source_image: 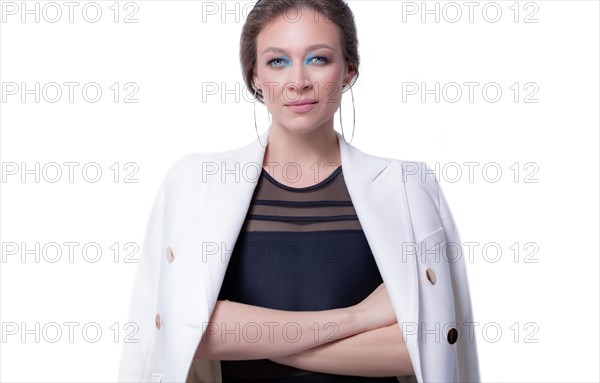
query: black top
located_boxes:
[216,165,398,382]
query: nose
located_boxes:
[284,65,313,101]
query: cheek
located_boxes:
[314,70,344,102]
[316,82,342,106]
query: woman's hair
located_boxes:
[240,0,360,104]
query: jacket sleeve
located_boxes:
[118,177,167,382]
[428,164,481,382]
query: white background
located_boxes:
[1,0,598,382]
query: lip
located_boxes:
[285,98,318,113]
[286,102,317,113]
[286,99,318,106]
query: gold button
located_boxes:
[447,327,458,344]
[155,313,162,329]
[166,246,174,263]
[425,268,437,285]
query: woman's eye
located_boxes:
[267,58,287,67]
[309,56,329,64]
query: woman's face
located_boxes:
[253,8,355,135]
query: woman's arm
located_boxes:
[195,299,365,361]
[196,283,397,361]
[269,322,415,377]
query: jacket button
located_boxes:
[166,246,174,263]
[155,313,162,329]
[447,327,458,344]
[425,268,437,285]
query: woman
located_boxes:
[118,1,480,382]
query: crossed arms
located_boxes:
[195,283,415,377]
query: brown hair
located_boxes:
[240,0,360,104]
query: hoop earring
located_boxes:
[339,84,356,145]
[253,86,270,148]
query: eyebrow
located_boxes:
[261,44,334,56]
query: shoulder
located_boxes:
[164,152,217,181]
[349,145,442,211]
[164,140,246,176]
[386,155,441,212]
[166,138,258,178]
[160,141,255,193]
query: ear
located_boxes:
[343,64,357,88]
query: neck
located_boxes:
[262,124,341,171]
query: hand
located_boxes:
[352,283,397,332]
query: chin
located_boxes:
[281,123,320,135]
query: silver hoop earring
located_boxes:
[339,84,356,145]
[253,86,270,148]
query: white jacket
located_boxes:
[118,129,480,383]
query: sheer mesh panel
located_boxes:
[243,166,364,232]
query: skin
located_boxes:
[253,6,353,187]
[269,323,415,377]
[196,283,399,360]
[195,7,415,378]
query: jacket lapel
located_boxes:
[197,128,422,381]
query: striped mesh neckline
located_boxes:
[260,165,343,191]
[242,164,360,232]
